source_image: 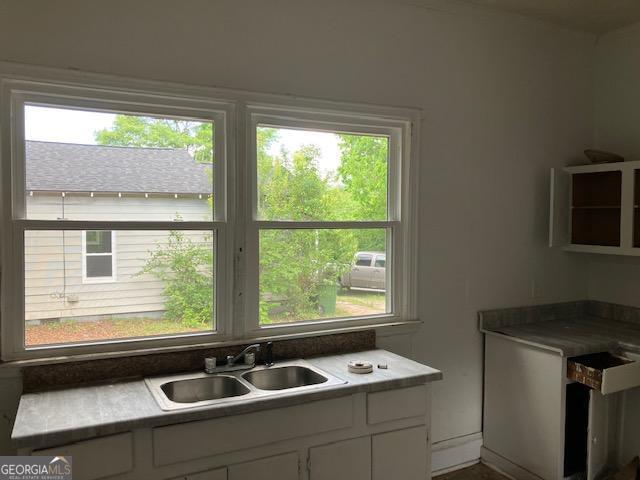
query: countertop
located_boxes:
[481,314,640,357]
[12,349,442,450]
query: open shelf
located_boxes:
[572,208,621,246]
[571,171,622,247]
[572,171,622,208]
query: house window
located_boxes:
[1,69,416,360]
[246,106,413,332]
[1,77,231,359]
[83,231,116,282]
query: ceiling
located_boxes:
[457,0,640,34]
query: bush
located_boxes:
[139,230,213,328]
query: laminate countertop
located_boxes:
[12,349,442,450]
[480,314,640,357]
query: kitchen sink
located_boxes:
[161,375,250,403]
[145,359,346,411]
[242,366,328,390]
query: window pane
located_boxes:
[24,105,214,221]
[256,126,388,221]
[24,229,215,347]
[86,230,112,254]
[259,228,388,325]
[356,254,372,267]
[86,256,112,278]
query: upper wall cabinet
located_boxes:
[550,161,640,255]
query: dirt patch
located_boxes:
[25,318,209,346]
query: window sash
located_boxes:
[242,107,409,335]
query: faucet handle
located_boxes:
[204,357,217,374]
[264,341,274,367]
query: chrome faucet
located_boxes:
[227,344,261,367]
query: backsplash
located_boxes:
[21,330,375,392]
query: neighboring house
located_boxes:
[24,141,212,323]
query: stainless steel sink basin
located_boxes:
[145,359,346,411]
[161,375,250,403]
[242,366,328,390]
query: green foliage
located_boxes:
[95,115,214,163]
[138,230,214,328]
[337,134,388,251]
[99,117,388,325]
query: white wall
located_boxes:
[589,21,640,464]
[590,22,640,308]
[0,0,594,455]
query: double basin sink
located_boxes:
[145,359,346,411]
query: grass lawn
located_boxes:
[266,289,386,324]
[25,317,211,346]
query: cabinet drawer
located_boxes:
[33,433,133,480]
[154,396,352,466]
[568,352,640,395]
[367,385,427,424]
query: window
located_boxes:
[1,68,417,360]
[83,230,116,282]
[356,254,373,267]
[246,106,413,332]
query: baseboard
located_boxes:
[480,446,545,480]
[432,432,483,475]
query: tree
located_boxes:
[257,145,357,322]
[95,115,213,163]
[337,134,388,251]
[138,230,214,328]
[96,117,387,325]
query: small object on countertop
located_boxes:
[348,360,374,374]
[584,149,624,164]
[377,364,388,369]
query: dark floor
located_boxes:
[435,463,510,480]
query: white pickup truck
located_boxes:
[340,251,386,291]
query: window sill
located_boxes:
[0,319,422,368]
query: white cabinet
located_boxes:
[228,452,298,480]
[309,437,371,480]
[372,426,428,480]
[549,161,640,255]
[33,433,133,480]
[483,334,565,480]
[24,385,434,480]
[171,467,227,480]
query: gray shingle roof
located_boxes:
[26,141,212,195]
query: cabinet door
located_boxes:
[372,426,427,480]
[172,467,227,480]
[587,390,620,480]
[228,452,298,480]
[309,437,371,480]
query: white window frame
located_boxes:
[81,230,117,284]
[0,62,419,361]
[1,71,235,360]
[242,104,417,337]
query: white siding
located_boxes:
[25,195,211,321]
[27,193,211,222]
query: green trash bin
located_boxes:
[317,283,338,316]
